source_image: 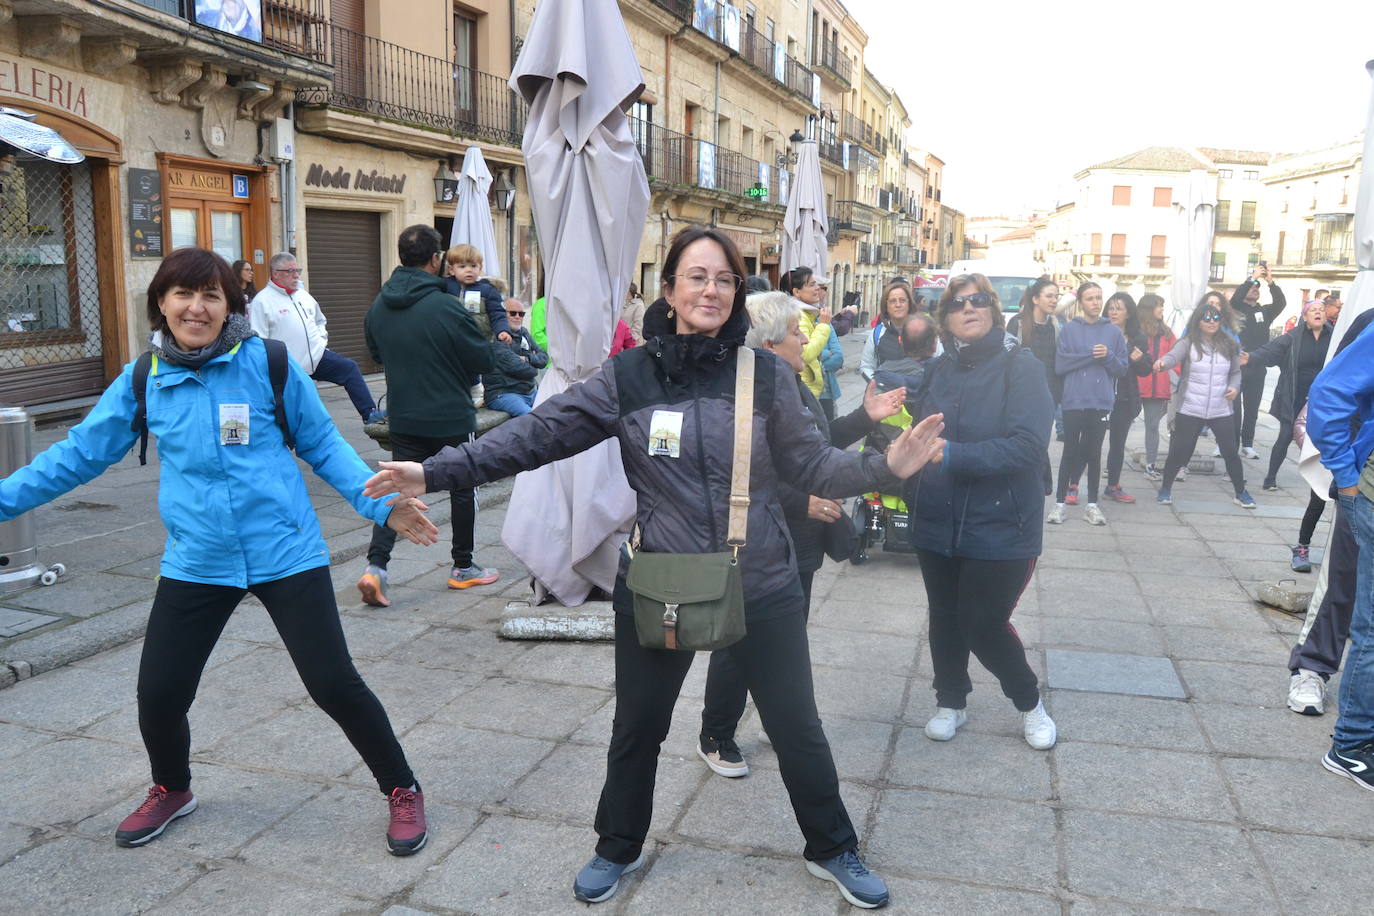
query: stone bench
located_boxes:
[363,407,512,452]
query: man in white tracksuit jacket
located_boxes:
[249,252,379,422]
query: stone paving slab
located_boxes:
[1,343,1369,913]
[1045,649,1187,699]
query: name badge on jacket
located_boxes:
[647,410,683,458]
[219,403,250,445]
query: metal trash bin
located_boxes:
[0,406,64,593]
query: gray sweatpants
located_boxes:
[1289,501,1358,678]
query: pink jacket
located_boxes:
[609,320,637,357]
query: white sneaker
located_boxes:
[1211,446,1223,458]
[1083,503,1106,526]
[1242,446,1261,460]
[924,707,968,741]
[1046,504,1066,525]
[1176,466,1189,482]
[1287,669,1325,716]
[1023,700,1057,750]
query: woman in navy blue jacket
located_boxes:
[907,274,1058,750]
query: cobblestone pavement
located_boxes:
[2,336,1370,914]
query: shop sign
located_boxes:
[127,168,164,260]
[0,55,89,118]
[303,162,407,194]
[167,167,233,194]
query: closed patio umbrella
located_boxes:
[781,139,828,280]
[500,0,651,606]
[1168,168,1216,333]
[1299,60,1374,498]
[448,145,501,274]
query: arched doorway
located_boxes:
[0,102,126,405]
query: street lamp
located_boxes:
[773,129,806,169]
[493,169,516,212]
[433,160,459,204]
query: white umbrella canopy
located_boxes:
[500,0,651,606]
[1299,59,1374,497]
[781,139,829,280]
[448,146,502,273]
[1168,169,1217,333]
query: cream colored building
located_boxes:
[1258,138,1362,303]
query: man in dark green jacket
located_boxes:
[358,224,497,607]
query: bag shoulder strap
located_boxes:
[131,351,155,466]
[727,347,755,551]
[261,337,294,450]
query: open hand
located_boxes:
[863,380,906,422]
[884,413,945,479]
[385,497,439,546]
[364,460,428,500]
[807,496,844,523]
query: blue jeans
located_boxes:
[1335,491,1374,750]
[486,391,535,417]
[311,349,376,421]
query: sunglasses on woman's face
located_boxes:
[944,292,993,311]
[1200,312,1222,322]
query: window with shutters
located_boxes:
[1149,235,1167,268]
[1215,200,1230,230]
[1110,233,1126,266]
[1153,187,1171,207]
[1238,201,1257,233]
[1111,185,1131,206]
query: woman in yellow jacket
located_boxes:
[782,266,833,396]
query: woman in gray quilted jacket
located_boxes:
[364,226,945,910]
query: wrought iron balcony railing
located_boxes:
[628,116,776,203]
[132,0,329,62]
[832,201,873,234]
[296,25,526,146]
[815,40,852,85]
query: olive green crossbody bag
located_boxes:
[625,347,754,651]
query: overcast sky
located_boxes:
[841,0,1373,217]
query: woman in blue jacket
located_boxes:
[1049,281,1128,526]
[0,249,437,855]
[907,274,1058,751]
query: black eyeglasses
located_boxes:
[506,310,526,317]
[943,293,993,311]
[1200,312,1222,322]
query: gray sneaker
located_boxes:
[573,851,646,903]
[448,565,499,589]
[806,849,890,908]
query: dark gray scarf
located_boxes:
[151,313,255,369]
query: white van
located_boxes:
[947,259,1048,314]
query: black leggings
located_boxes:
[137,568,414,794]
[1106,398,1141,487]
[1056,408,1109,502]
[1265,421,1295,485]
[1299,490,1327,546]
[369,430,477,570]
[916,551,1040,711]
[701,569,816,741]
[1161,412,1246,496]
[596,584,856,864]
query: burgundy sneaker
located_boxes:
[115,785,197,847]
[386,787,428,856]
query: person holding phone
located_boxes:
[1230,264,1287,458]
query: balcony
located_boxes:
[296,25,526,146]
[1270,247,1356,268]
[895,244,919,266]
[833,201,874,234]
[628,116,779,206]
[815,40,852,86]
[1073,254,1172,271]
[826,226,840,247]
[783,55,816,100]
[818,136,845,168]
[842,112,885,156]
[857,242,875,265]
[130,0,329,62]
[878,242,897,263]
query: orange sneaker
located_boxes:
[447,565,499,589]
[357,565,390,607]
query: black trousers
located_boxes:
[916,550,1040,711]
[1299,490,1327,546]
[595,594,856,864]
[700,569,816,741]
[1290,502,1357,677]
[1265,421,1295,486]
[368,430,476,570]
[1236,364,1267,448]
[137,568,414,794]
[1056,408,1109,502]
[1105,398,1141,487]
[1161,412,1245,496]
